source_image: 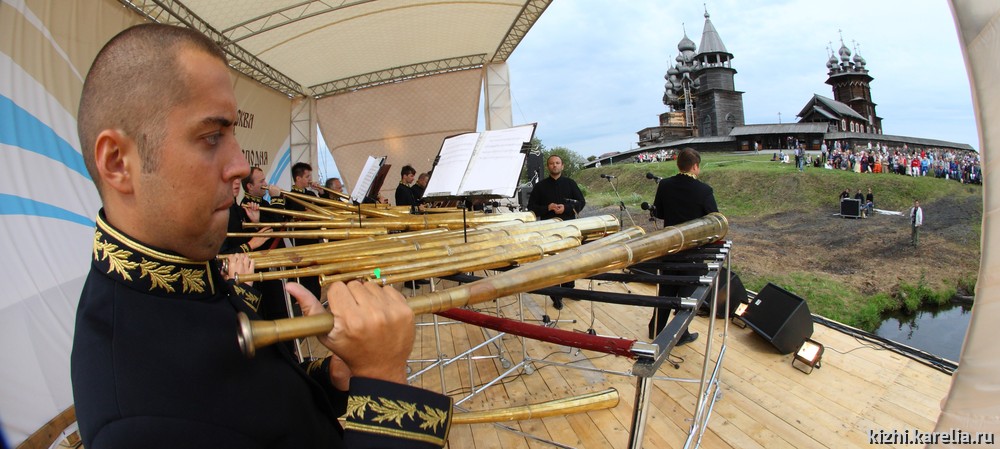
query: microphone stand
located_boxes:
[602,176,637,227]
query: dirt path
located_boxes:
[582,195,981,296]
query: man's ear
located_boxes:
[93,129,137,195]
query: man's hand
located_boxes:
[266,185,281,198]
[224,253,255,286]
[247,227,273,250]
[549,203,565,215]
[286,281,414,385]
[242,202,260,223]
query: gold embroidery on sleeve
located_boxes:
[417,405,448,432]
[370,399,418,426]
[346,395,374,419]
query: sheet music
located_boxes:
[422,124,536,198]
[458,124,534,196]
[351,156,384,203]
[423,133,480,197]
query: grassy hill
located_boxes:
[574,153,982,331]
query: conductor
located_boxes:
[648,148,719,345]
[527,154,585,220]
[527,154,585,309]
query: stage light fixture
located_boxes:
[731,302,748,328]
[792,339,824,374]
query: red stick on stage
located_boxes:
[437,308,637,358]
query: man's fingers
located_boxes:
[286,282,324,316]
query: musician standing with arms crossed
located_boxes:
[528,154,585,309]
[648,148,718,346]
[71,23,451,448]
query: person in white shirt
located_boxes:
[910,200,924,247]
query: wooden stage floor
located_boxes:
[376,279,954,449]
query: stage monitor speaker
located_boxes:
[840,198,861,218]
[742,283,813,354]
[702,268,748,318]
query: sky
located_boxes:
[502,0,978,158]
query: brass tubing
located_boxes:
[258,206,332,221]
[320,236,581,285]
[247,222,592,269]
[227,228,389,240]
[239,211,536,232]
[240,231,575,284]
[236,213,726,357]
[282,190,399,218]
[314,185,350,200]
[243,228,450,260]
[452,388,619,424]
[285,195,339,217]
[407,214,726,315]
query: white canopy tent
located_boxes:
[1,0,998,446]
[0,0,547,443]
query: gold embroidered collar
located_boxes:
[92,211,216,299]
[291,186,307,193]
[243,193,263,203]
[679,171,698,180]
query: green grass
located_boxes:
[577,152,981,332]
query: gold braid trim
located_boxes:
[345,395,449,435]
[341,422,446,447]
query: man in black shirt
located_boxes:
[283,162,323,299]
[395,165,419,210]
[528,155,585,220]
[528,155,585,309]
[649,148,719,346]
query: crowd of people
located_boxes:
[634,149,675,163]
[817,141,981,184]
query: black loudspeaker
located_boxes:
[840,198,861,218]
[742,283,813,354]
[701,269,748,318]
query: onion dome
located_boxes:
[853,51,866,67]
[838,42,852,62]
[827,52,838,70]
[678,33,697,53]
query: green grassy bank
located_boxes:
[575,153,982,331]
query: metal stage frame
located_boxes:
[403,241,733,448]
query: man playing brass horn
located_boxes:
[71,23,451,448]
[648,148,718,346]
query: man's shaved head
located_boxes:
[78,23,227,192]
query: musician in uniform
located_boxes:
[322,177,342,199]
[237,166,294,321]
[648,148,718,346]
[412,172,429,201]
[395,164,419,209]
[71,23,451,448]
[282,162,324,299]
[527,154,586,309]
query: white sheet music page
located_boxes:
[458,124,535,197]
[350,156,384,203]
[423,132,480,197]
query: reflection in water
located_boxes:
[875,302,973,362]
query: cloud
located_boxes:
[506,0,977,157]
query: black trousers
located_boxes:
[648,283,697,339]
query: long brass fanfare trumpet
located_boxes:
[451,388,619,424]
[236,213,728,357]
